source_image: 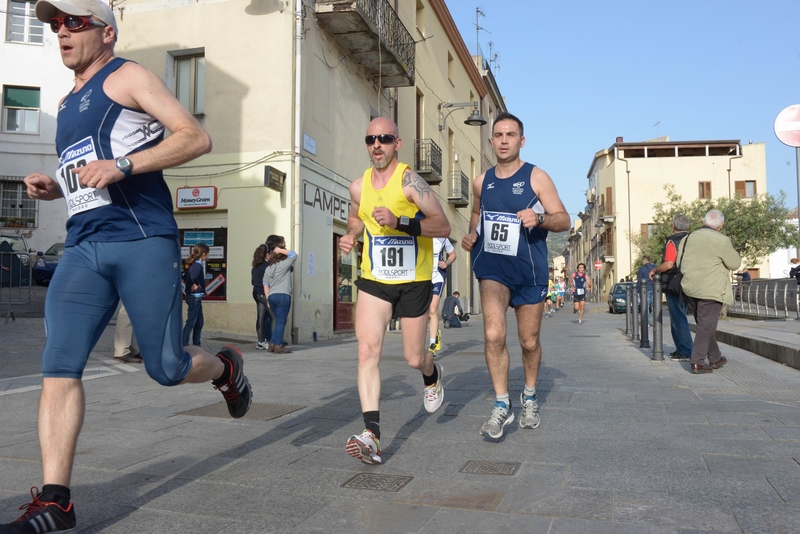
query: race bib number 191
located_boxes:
[56,136,112,218]
[482,211,521,256]
[371,235,416,281]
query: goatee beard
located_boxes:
[372,156,389,170]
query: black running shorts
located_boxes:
[355,279,432,318]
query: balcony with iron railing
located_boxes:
[315,0,415,87]
[414,139,442,185]
[447,170,469,207]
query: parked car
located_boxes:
[607,282,634,313]
[33,243,66,285]
[0,233,31,287]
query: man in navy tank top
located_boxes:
[4,1,252,531]
[462,112,570,440]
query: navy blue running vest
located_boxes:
[471,162,548,286]
[55,57,178,247]
[573,272,588,291]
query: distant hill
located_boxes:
[547,230,569,264]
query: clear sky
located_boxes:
[449,0,800,220]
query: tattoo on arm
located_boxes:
[402,171,432,201]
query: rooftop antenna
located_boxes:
[475,7,490,57]
[654,121,660,137]
[488,41,499,71]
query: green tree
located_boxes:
[631,185,799,273]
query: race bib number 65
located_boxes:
[371,235,416,281]
[482,211,521,256]
[56,136,112,218]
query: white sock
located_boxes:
[523,387,536,400]
[496,393,510,408]
[430,338,436,345]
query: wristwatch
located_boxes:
[115,156,133,178]
[537,213,545,226]
[397,215,410,231]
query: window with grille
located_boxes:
[6,0,43,44]
[0,176,37,228]
[2,85,40,133]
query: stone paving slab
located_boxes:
[2,302,800,532]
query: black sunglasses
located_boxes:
[50,16,107,33]
[364,134,397,145]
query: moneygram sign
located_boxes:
[176,186,218,210]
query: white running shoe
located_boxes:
[423,363,444,413]
[345,429,381,465]
[519,392,541,429]
[480,401,515,439]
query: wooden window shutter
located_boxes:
[734,181,745,198]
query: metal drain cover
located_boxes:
[178,402,305,421]
[341,473,413,492]
[458,460,520,476]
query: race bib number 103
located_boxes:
[56,136,112,218]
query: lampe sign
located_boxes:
[176,186,217,210]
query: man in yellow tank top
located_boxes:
[339,117,451,464]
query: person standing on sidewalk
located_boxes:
[426,237,456,354]
[637,255,656,317]
[679,209,741,374]
[462,112,570,440]
[339,117,450,464]
[263,235,296,354]
[650,214,693,362]
[113,302,141,363]
[251,244,274,350]
[182,243,209,347]
[9,1,252,531]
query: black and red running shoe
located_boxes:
[214,345,252,418]
[0,487,76,533]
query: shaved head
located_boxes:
[367,117,399,137]
[365,117,401,171]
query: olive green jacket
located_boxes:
[677,226,741,305]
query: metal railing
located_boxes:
[729,279,799,319]
[447,170,469,203]
[0,251,32,322]
[414,139,442,179]
[354,0,415,75]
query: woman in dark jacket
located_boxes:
[182,243,209,346]
[251,244,274,349]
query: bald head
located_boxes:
[367,117,399,137]
[365,117,401,171]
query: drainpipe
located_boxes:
[614,145,632,277]
[727,145,743,198]
[292,0,304,340]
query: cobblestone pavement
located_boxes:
[1,297,799,533]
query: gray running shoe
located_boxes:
[519,392,540,429]
[480,401,515,439]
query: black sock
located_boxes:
[363,411,380,439]
[423,364,438,386]
[40,484,71,507]
[212,356,232,386]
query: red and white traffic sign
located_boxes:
[594,260,602,270]
[775,105,800,147]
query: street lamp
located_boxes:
[438,101,487,131]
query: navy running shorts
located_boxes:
[480,277,548,307]
[43,237,192,385]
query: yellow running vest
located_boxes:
[359,163,433,284]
